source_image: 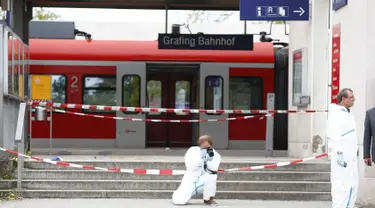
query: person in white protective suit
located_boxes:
[172,135,221,206]
[326,88,358,208]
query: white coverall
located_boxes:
[172,146,221,205]
[327,104,358,208]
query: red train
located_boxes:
[27,24,289,150]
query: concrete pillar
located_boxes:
[362,6,375,203]
[290,0,375,205]
[333,0,375,205]
[328,0,373,205]
[288,0,330,158]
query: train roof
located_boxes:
[26,39,275,63]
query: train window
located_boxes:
[175,81,190,109]
[83,76,116,113]
[205,76,223,111]
[122,75,141,114]
[147,80,162,108]
[146,80,162,115]
[229,77,263,110]
[51,75,67,104]
[85,76,116,88]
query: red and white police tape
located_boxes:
[27,100,328,115]
[33,106,273,123]
[0,147,330,175]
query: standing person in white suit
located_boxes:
[172,135,221,206]
[326,88,359,208]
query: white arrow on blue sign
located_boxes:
[293,7,305,16]
[240,0,310,21]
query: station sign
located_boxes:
[158,34,254,51]
[240,0,310,21]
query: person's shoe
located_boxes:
[204,197,218,206]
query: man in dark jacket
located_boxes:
[363,107,375,166]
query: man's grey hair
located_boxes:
[337,88,353,103]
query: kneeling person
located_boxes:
[172,135,221,205]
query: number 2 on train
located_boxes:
[71,76,78,88]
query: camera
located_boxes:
[206,147,214,157]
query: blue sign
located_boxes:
[240,0,309,21]
[333,0,347,10]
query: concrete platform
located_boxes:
[29,148,291,157]
[24,147,330,166]
[24,159,330,172]
[27,154,330,163]
[0,199,333,208]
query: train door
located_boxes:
[146,64,198,148]
[228,67,273,149]
[116,62,146,148]
[199,63,229,149]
